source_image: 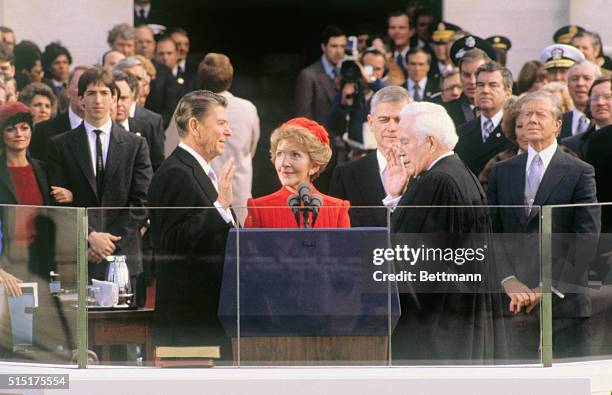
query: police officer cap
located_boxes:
[450,35,497,66]
[432,22,462,43]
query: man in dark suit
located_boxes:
[133,0,171,26]
[115,58,166,153]
[329,86,410,227]
[455,62,514,176]
[46,67,153,297]
[295,25,346,125]
[488,91,600,359]
[444,38,495,127]
[114,70,164,171]
[30,65,88,160]
[385,101,500,362]
[169,28,199,95]
[405,48,439,102]
[559,60,600,138]
[148,90,235,357]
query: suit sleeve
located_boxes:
[295,69,314,118]
[147,125,166,171]
[45,137,69,189]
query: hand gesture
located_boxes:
[217,158,235,210]
[88,231,121,263]
[384,145,412,198]
[502,277,539,314]
[340,83,356,106]
[50,186,73,204]
[0,269,23,297]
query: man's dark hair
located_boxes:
[0,26,14,35]
[113,69,140,99]
[387,10,410,26]
[475,61,514,91]
[156,36,178,51]
[406,47,431,65]
[320,25,345,46]
[169,27,189,38]
[14,41,41,71]
[78,66,116,97]
[0,43,14,65]
[41,42,72,74]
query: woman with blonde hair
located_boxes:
[245,117,350,228]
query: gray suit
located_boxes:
[295,59,337,125]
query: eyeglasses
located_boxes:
[591,94,612,102]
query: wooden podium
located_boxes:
[219,229,399,366]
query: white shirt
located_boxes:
[570,107,589,136]
[120,119,130,132]
[437,61,453,74]
[134,3,151,18]
[407,77,427,100]
[173,59,187,77]
[526,139,557,176]
[393,47,410,68]
[68,107,83,129]
[84,118,112,175]
[129,102,136,118]
[480,110,504,140]
[178,142,235,226]
[382,151,455,209]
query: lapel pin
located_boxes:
[496,132,501,137]
[177,77,185,85]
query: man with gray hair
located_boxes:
[107,23,137,56]
[147,90,235,358]
[487,90,599,359]
[329,85,411,227]
[559,60,601,138]
[385,101,498,362]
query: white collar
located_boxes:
[84,118,112,135]
[481,110,504,131]
[179,142,213,175]
[408,77,427,90]
[135,3,151,13]
[376,149,388,173]
[120,118,130,131]
[129,102,136,118]
[527,139,557,172]
[572,107,585,119]
[68,107,83,129]
[427,151,454,171]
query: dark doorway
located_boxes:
[156,0,442,196]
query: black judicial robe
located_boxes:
[390,154,506,363]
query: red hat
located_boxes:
[0,102,32,130]
[282,117,330,146]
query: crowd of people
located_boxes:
[0,0,611,363]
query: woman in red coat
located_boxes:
[245,117,350,228]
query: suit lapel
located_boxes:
[356,152,385,202]
[175,147,218,204]
[102,124,125,194]
[533,148,567,206]
[460,95,475,123]
[69,125,97,196]
[510,154,528,226]
[316,61,336,103]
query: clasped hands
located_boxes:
[502,277,542,314]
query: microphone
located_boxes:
[287,193,301,227]
[297,181,312,206]
[310,194,323,228]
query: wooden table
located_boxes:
[88,307,154,364]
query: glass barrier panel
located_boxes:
[389,205,542,366]
[85,207,235,367]
[548,203,610,363]
[0,204,80,366]
[235,206,394,366]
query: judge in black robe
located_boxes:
[385,102,505,364]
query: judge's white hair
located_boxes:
[399,102,458,150]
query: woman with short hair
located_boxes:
[18,82,57,124]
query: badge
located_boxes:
[552,48,563,60]
[496,132,501,138]
[466,36,476,48]
[177,77,185,85]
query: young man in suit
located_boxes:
[455,61,514,176]
[405,48,438,102]
[487,91,600,359]
[47,66,153,298]
[30,65,88,160]
[295,25,346,125]
[329,86,411,227]
[147,90,235,358]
